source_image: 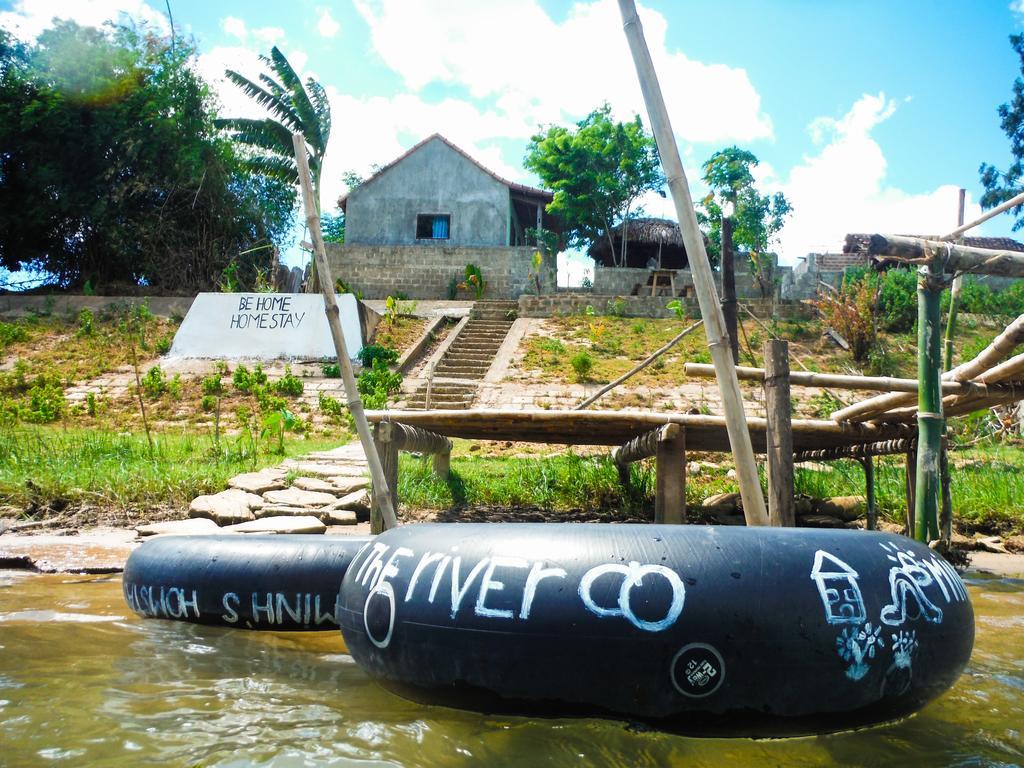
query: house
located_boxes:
[327,134,558,300]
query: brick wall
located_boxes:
[326,243,552,300]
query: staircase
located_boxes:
[405,300,517,410]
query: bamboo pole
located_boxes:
[867,235,1024,278]
[914,252,944,543]
[832,312,1024,422]
[292,133,398,530]
[576,319,703,409]
[942,189,966,371]
[722,215,739,363]
[941,188,1024,242]
[764,340,794,526]
[618,0,768,526]
[861,456,877,531]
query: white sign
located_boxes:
[169,293,363,360]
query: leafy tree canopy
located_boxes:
[0,22,293,291]
[979,33,1024,228]
[697,146,792,293]
[524,104,663,265]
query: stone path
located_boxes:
[144,441,372,538]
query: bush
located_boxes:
[877,268,917,333]
[570,351,593,383]
[200,394,217,412]
[816,275,877,362]
[321,362,341,378]
[77,308,94,337]
[357,359,402,410]
[25,380,65,423]
[141,366,166,399]
[252,384,287,414]
[0,321,28,351]
[155,336,172,354]
[357,344,399,368]
[201,374,223,397]
[318,392,345,420]
[232,363,267,393]
[273,365,304,397]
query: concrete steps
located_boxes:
[405,301,517,409]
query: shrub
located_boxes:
[318,393,345,420]
[25,381,65,423]
[357,344,399,368]
[606,297,627,317]
[273,365,304,397]
[252,384,287,414]
[201,374,223,397]
[458,263,486,300]
[570,351,593,383]
[321,362,341,378]
[86,392,97,417]
[877,268,917,333]
[232,363,267,393]
[142,366,166,399]
[0,321,28,351]
[167,374,183,400]
[357,359,402,410]
[816,275,877,362]
[77,308,94,337]
[200,395,217,412]
[155,336,172,354]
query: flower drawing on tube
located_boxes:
[836,622,885,681]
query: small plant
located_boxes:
[606,297,627,317]
[570,351,593,383]
[219,261,241,292]
[321,362,341,378]
[357,359,402,410]
[25,380,64,423]
[357,344,399,368]
[808,391,844,419]
[201,374,223,397]
[253,384,287,414]
[815,274,878,362]
[273,365,304,397]
[155,336,172,355]
[167,374,183,400]
[200,394,217,412]
[232,363,267,394]
[458,263,486,300]
[142,366,167,399]
[632,320,647,335]
[666,299,687,321]
[0,321,28,351]
[86,392,97,417]
[318,392,345,421]
[447,275,460,300]
[261,407,297,455]
[77,308,94,337]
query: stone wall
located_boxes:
[0,294,194,318]
[518,294,812,319]
[326,243,554,300]
[592,263,786,299]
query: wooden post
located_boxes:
[722,215,739,364]
[372,422,400,535]
[861,456,877,531]
[764,339,794,526]
[293,133,398,530]
[618,0,768,527]
[655,427,686,524]
[433,449,451,481]
[904,448,917,539]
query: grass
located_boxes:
[0,425,346,513]
[396,442,1024,534]
[373,315,428,355]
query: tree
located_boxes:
[524,104,663,266]
[698,147,792,297]
[979,34,1024,226]
[218,47,331,208]
[0,22,292,290]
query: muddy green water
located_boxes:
[0,572,1020,767]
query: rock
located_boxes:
[326,489,371,522]
[814,496,866,522]
[726,469,737,479]
[283,461,365,478]
[331,476,370,495]
[136,518,221,537]
[799,514,846,529]
[686,462,701,476]
[794,495,815,516]
[292,476,340,494]
[320,509,357,525]
[262,487,339,508]
[224,516,326,534]
[703,492,742,514]
[188,494,254,525]
[255,505,319,518]
[974,535,1008,554]
[220,488,266,509]
[228,470,286,494]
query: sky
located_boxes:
[3,0,1024,284]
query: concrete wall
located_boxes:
[519,294,812,319]
[326,243,554,300]
[345,137,509,247]
[592,263,785,299]
[0,294,195,318]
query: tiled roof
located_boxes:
[337,133,552,210]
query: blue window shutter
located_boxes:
[433,216,449,239]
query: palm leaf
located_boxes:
[215,117,295,157]
[306,78,332,153]
[258,72,287,100]
[240,153,298,184]
[223,70,302,133]
[268,46,323,154]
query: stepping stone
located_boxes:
[188,495,254,526]
[224,516,326,535]
[331,477,370,495]
[136,518,221,537]
[320,509,357,526]
[228,470,287,494]
[284,461,365,478]
[217,488,266,510]
[326,489,371,514]
[292,476,339,494]
[255,505,319,518]
[262,487,339,508]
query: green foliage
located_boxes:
[0,24,293,290]
[606,297,627,317]
[201,374,223,397]
[525,104,663,262]
[218,261,241,292]
[273,364,304,397]
[697,147,792,295]
[570,350,594,382]
[321,362,341,378]
[217,45,330,206]
[77,308,94,337]
[877,268,918,332]
[167,373,183,400]
[252,384,286,414]
[318,392,344,421]
[232,363,267,394]
[24,379,64,423]
[446,275,460,300]
[0,320,28,351]
[141,366,167,399]
[458,264,485,300]
[979,33,1024,229]
[200,394,217,412]
[816,273,878,362]
[666,299,687,321]
[808,391,844,419]
[85,392,97,417]
[356,359,402,410]
[357,344,399,368]
[321,212,345,243]
[261,407,297,455]
[155,336,172,355]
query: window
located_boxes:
[416,214,450,240]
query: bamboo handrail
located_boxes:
[867,235,1024,278]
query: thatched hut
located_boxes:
[587,217,696,269]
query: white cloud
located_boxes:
[353,0,772,144]
[317,8,340,38]
[221,15,246,41]
[0,0,168,39]
[252,26,285,47]
[771,93,982,263]
[1012,0,1024,20]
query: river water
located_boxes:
[0,571,1020,767]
